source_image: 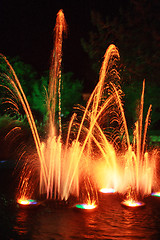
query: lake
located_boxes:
[1,160,160,240]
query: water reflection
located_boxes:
[13,209,35,239]
[4,195,160,239]
[14,210,28,235]
[31,208,99,240]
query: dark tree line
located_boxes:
[81,0,160,131]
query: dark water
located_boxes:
[1,161,160,240]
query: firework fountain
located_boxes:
[0,9,99,207]
[0,9,159,209]
[93,77,158,207]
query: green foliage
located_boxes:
[9,56,38,96]
[28,74,48,122]
[61,72,83,118]
[27,71,83,121]
[123,81,160,131]
[0,56,83,126]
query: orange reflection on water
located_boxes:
[13,209,28,236]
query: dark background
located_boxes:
[0,0,129,90]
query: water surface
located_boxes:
[1,162,160,240]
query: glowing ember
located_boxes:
[121,199,145,208]
[151,192,160,197]
[17,198,38,206]
[99,188,115,193]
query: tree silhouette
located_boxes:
[82,0,160,83]
[81,0,160,131]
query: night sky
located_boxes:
[0,0,129,91]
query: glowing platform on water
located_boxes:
[99,188,115,193]
[17,198,40,208]
[151,192,160,197]
[73,202,97,211]
[121,199,145,209]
